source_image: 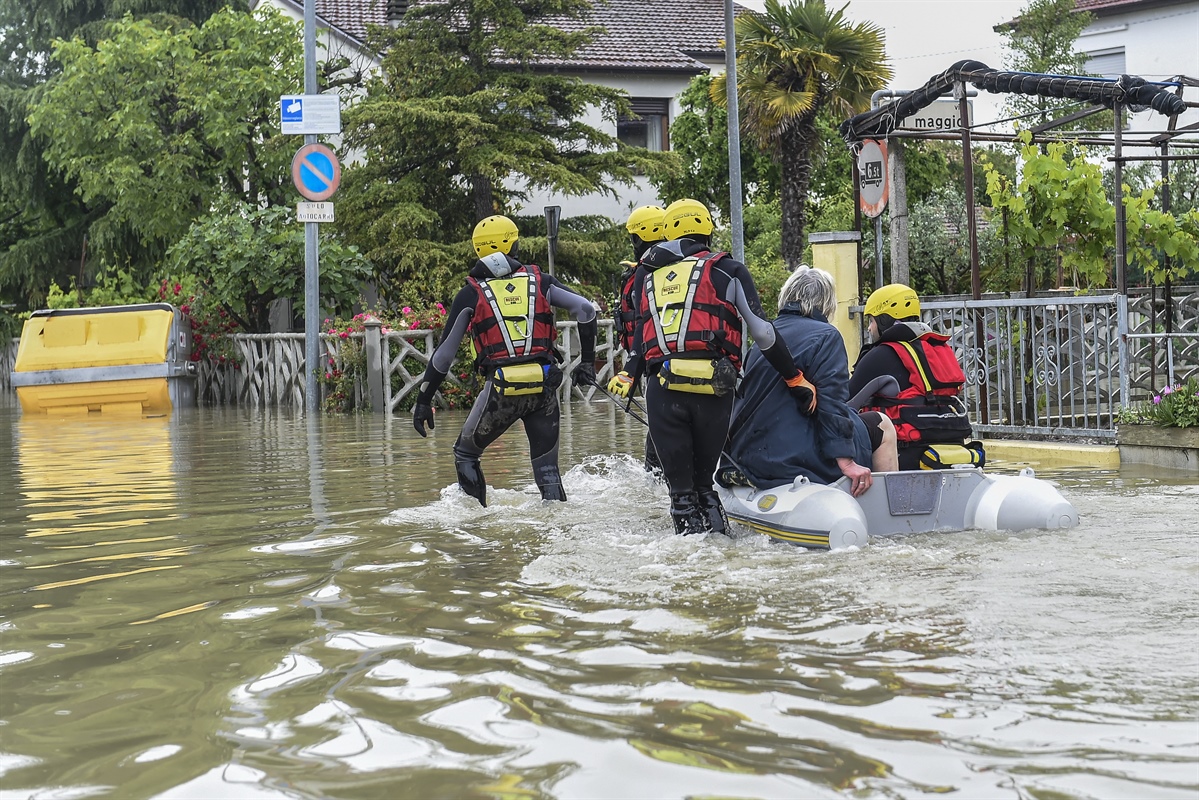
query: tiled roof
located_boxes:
[289,0,744,72]
[1074,0,1193,13]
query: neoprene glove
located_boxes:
[413,402,435,437]
[786,372,818,416]
[607,371,635,399]
[572,362,596,387]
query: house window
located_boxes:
[1085,47,1126,78]
[618,98,669,152]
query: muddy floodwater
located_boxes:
[1,400,1196,799]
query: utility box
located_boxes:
[809,231,863,365]
[10,303,196,416]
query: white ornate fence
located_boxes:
[4,288,1197,440]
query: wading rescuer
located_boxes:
[607,198,819,536]
[412,215,598,506]
[848,283,982,471]
[613,205,666,473]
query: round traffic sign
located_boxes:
[857,139,888,218]
[292,144,341,201]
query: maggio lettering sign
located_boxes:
[900,100,973,131]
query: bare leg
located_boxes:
[872,414,899,472]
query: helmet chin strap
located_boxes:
[480,252,512,278]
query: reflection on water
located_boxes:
[0,401,1196,799]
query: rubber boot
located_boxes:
[455,459,487,507]
[697,490,729,535]
[532,455,567,502]
[669,492,707,536]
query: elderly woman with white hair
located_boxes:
[721,266,897,497]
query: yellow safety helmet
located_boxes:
[472,215,519,257]
[662,198,714,240]
[864,283,921,319]
[626,205,666,243]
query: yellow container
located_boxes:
[10,303,195,416]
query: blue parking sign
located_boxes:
[292,144,341,201]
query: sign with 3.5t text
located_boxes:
[857,139,888,218]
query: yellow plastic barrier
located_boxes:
[10,303,195,416]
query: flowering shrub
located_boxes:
[317,307,481,413]
[1116,376,1199,428]
[157,277,240,368]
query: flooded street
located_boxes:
[1,399,1197,799]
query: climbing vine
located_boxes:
[984,132,1197,289]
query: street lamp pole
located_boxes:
[724,0,744,263]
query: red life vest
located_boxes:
[638,251,744,368]
[613,260,638,353]
[467,263,557,371]
[865,333,971,444]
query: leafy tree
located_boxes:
[167,198,373,333]
[996,0,1096,130]
[907,186,1002,295]
[27,8,303,275]
[984,133,1198,290]
[336,0,677,309]
[651,73,779,221]
[0,0,242,312]
[715,0,890,266]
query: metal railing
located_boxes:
[919,294,1126,440]
[5,288,1197,440]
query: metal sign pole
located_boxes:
[724,0,744,263]
[303,0,320,412]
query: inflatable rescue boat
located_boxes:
[718,467,1079,550]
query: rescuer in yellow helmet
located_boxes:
[611,205,668,474]
[412,215,599,506]
[849,283,982,471]
[606,198,819,536]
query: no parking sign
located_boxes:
[291,144,341,202]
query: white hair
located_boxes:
[777,265,837,319]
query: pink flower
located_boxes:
[1153,395,1162,405]
[436,303,446,314]
[339,331,349,339]
[1162,386,1174,395]
[402,306,412,314]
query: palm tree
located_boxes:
[716,0,891,266]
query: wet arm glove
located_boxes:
[572,318,598,386]
[412,366,447,437]
[785,371,818,416]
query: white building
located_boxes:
[1075,0,1199,131]
[252,0,743,222]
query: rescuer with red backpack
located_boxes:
[848,283,983,470]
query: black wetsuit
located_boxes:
[415,255,597,505]
[626,238,802,534]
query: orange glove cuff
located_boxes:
[784,372,808,388]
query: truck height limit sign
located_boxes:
[857,139,888,218]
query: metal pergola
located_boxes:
[839,60,1198,303]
